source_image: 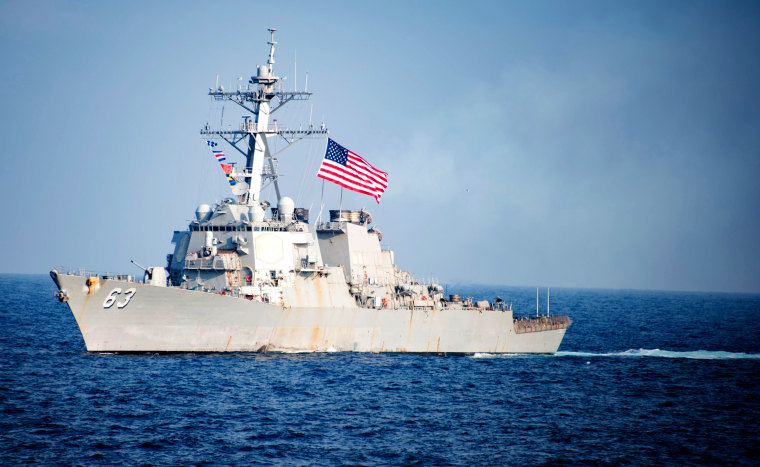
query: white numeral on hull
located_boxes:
[103,288,137,309]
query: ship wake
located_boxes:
[471,349,760,360]
[557,349,760,360]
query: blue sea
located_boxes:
[1,274,759,465]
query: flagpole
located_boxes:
[339,187,344,215]
[317,179,325,224]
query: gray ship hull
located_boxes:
[52,272,568,353]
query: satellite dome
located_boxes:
[249,204,265,223]
[195,204,212,222]
[278,196,295,222]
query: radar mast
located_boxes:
[201,28,327,204]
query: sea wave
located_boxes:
[555,349,760,360]
[471,353,524,358]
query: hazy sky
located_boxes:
[1,0,759,293]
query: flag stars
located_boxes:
[325,140,349,166]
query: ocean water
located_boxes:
[1,275,759,465]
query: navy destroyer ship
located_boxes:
[50,30,571,353]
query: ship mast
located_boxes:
[200,28,327,204]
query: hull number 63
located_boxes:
[103,288,137,309]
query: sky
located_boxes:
[1,0,759,293]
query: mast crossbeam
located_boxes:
[200,129,327,137]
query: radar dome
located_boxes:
[195,204,212,222]
[248,204,265,223]
[278,196,295,222]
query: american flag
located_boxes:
[316,139,388,203]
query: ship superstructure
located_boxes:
[50,30,571,353]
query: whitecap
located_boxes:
[470,352,523,358]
